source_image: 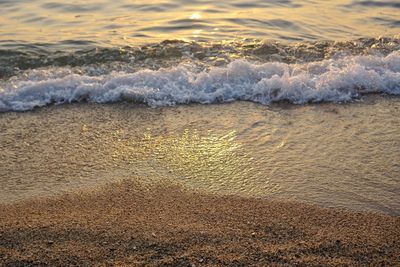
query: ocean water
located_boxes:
[1,0,399,46]
[0,0,399,214]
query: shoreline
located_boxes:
[1,180,399,266]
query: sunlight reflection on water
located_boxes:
[0,0,399,47]
[111,129,280,196]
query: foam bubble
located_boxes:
[0,51,399,111]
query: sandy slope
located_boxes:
[0,180,399,266]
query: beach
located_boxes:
[1,180,399,266]
[1,100,399,266]
[1,0,400,265]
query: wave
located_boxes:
[1,51,399,111]
[1,36,399,79]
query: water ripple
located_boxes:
[0,0,398,47]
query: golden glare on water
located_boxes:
[111,129,279,195]
[0,0,399,46]
[189,13,202,20]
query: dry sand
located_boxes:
[0,180,399,266]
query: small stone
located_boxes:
[251,232,256,237]
[47,240,54,245]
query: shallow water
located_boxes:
[1,0,399,48]
[1,96,399,215]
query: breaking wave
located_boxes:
[0,50,399,111]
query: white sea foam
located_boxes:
[0,51,399,111]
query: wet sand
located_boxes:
[0,180,399,266]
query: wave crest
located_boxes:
[0,51,399,111]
